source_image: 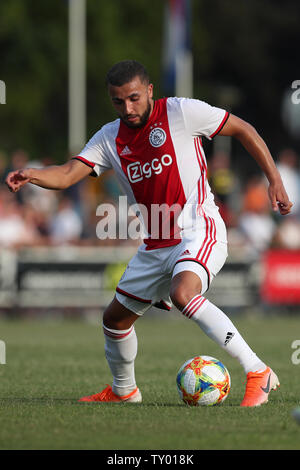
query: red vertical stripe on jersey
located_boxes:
[116,98,187,250]
[193,136,216,274]
[194,137,207,205]
[200,218,217,264]
[196,213,210,260]
[195,214,217,276]
[202,218,217,265]
[194,138,202,206]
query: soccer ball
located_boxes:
[176,355,231,406]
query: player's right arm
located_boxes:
[218,114,293,216]
[5,159,92,193]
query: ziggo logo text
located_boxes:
[127,154,173,183]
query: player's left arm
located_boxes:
[218,114,293,215]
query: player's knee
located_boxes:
[170,285,199,311]
[103,310,116,329]
[102,298,138,330]
[170,272,202,311]
[102,309,125,330]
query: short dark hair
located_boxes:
[106,60,150,87]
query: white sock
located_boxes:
[103,324,137,396]
[182,295,266,374]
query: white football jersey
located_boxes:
[74,97,229,249]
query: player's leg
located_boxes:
[102,295,139,330]
[79,245,157,403]
[170,269,267,374]
[79,296,144,403]
[102,296,140,397]
[169,236,279,406]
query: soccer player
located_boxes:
[6,60,292,407]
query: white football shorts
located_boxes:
[116,219,228,316]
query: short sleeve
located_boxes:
[72,128,113,177]
[179,98,229,140]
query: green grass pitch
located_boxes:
[0,311,299,450]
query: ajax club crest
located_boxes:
[149,127,166,148]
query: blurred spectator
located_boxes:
[272,218,300,250]
[63,153,86,219]
[0,150,7,182]
[276,148,300,217]
[0,188,44,247]
[3,149,29,177]
[3,151,57,214]
[102,171,122,202]
[238,175,276,256]
[49,196,83,245]
[208,151,240,227]
[3,149,29,204]
[21,158,58,215]
[8,147,299,254]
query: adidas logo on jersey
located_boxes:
[224,332,235,346]
[180,249,191,256]
[120,146,132,156]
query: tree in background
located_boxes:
[0,0,299,164]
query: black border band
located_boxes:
[174,258,210,290]
[71,157,98,177]
[116,287,152,304]
[210,111,230,138]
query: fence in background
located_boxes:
[0,247,299,314]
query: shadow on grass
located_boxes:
[0,397,78,405]
[0,397,244,407]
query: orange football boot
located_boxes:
[78,385,142,403]
[240,367,280,407]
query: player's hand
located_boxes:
[268,180,293,215]
[5,169,32,193]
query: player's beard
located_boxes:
[121,100,152,129]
